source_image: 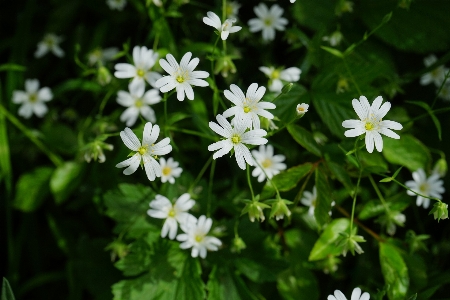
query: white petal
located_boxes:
[25,79,40,93]
[38,87,53,101]
[115,63,136,78]
[120,128,141,151]
[143,122,157,145]
[351,288,361,300]
[365,132,374,153]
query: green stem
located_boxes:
[392,178,442,203]
[431,68,450,109]
[98,89,115,117]
[167,127,216,141]
[222,0,227,21]
[207,159,216,217]
[350,169,362,235]
[246,164,255,201]
[188,156,213,193]
[0,104,63,167]
[343,57,362,95]
[368,174,390,212]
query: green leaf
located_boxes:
[14,167,53,212]
[50,161,85,204]
[206,266,258,300]
[309,218,350,261]
[41,124,78,155]
[403,254,427,291]
[234,257,285,283]
[287,125,322,157]
[382,134,431,172]
[291,0,336,31]
[277,267,319,300]
[261,163,313,199]
[1,278,16,300]
[53,78,102,95]
[314,168,333,226]
[326,160,354,194]
[406,101,441,140]
[321,46,344,58]
[114,239,152,277]
[359,194,410,220]
[0,64,26,72]
[379,242,409,300]
[174,257,205,300]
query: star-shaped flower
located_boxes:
[115,122,172,181]
[251,144,286,182]
[222,83,276,129]
[117,80,161,127]
[88,47,118,66]
[248,3,288,41]
[155,52,209,101]
[259,66,301,92]
[114,46,161,88]
[342,96,403,153]
[34,33,64,58]
[405,168,445,209]
[327,287,370,300]
[12,79,53,118]
[160,157,183,184]
[176,215,222,258]
[225,1,241,19]
[147,193,195,239]
[420,54,448,87]
[208,114,268,170]
[203,11,242,40]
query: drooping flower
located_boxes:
[176,215,222,258]
[420,54,448,87]
[147,193,196,240]
[34,33,64,58]
[248,3,288,41]
[405,168,445,209]
[12,79,53,118]
[225,1,241,19]
[203,11,242,40]
[259,66,301,92]
[155,52,209,101]
[327,287,370,300]
[342,96,403,153]
[106,0,127,10]
[222,83,276,129]
[251,144,286,182]
[84,140,114,163]
[88,47,119,66]
[115,122,172,181]
[117,80,161,127]
[296,103,309,116]
[114,46,161,88]
[160,157,183,184]
[208,114,268,170]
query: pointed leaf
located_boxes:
[309,218,350,261]
[379,242,409,300]
[287,125,322,157]
[314,168,333,226]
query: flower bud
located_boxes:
[97,66,112,86]
[429,201,449,222]
[281,82,293,94]
[231,236,247,253]
[241,199,270,223]
[269,198,292,221]
[433,158,447,178]
[214,56,237,78]
[336,229,366,257]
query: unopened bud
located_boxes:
[429,201,448,222]
[97,66,112,86]
[433,158,447,178]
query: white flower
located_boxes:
[115,122,172,181]
[259,66,301,93]
[114,46,161,88]
[248,3,288,41]
[203,11,242,40]
[155,52,209,101]
[405,168,445,209]
[301,186,317,216]
[34,33,64,58]
[88,47,118,66]
[386,211,406,236]
[208,114,268,170]
[342,96,403,153]
[117,80,161,127]
[226,1,241,19]
[296,103,309,116]
[328,287,370,300]
[420,54,448,87]
[251,145,286,182]
[290,0,296,2]
[438,82,450,101]
[106,0,126,10]
[12,79,53,119]
[176,215,222,258]
[223,83,276,129]
[152,0,162,7]
[323,31,344,47]
[160,157,183,184]
[84,141,114,163]
[147,193,195,240]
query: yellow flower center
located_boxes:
[243,106,251,113]
[176,76,185,83]
[264,18,273,26]
[231,134,241,144]
[272,69,280,79]
[297,106,304,112]
[261,158,272,168]
[162,166,172,176]
[365,122,375,131]
[195,234,204,243]
[138,145,148,155]
[137,69,145,77]
[168,208,175,217]
[419,183,429,194]
[29,93,38,103]
[135,99,143,108]
[312,198,317,208]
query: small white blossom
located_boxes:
[342,96,403,153]
[177,215,222,258]
[155,52,209,101]
[226,1,241,19]
[223,83,276,129]
[12,79,52,119]
[106,0,126,10]
[208,114,268,170]
[259,66,301,93]
[84,141,114,163]
[248,3,288,41]
[420,54,448,87]
[296,103,309,116]
[117,80,161,127]
[251,145,286,182]
[386,212,406,236]
[322,31,344,47]
[301,186,317,216]
[203,11,242,40]
[88,47,118,66]
[34,33,64,58]
[290,0,296,2]
[147,193,196,240]
[160,157,183,184]
[114,46,161,88]
[438,82,450,101]
[328,287,370,300]
[405,168,445,209]
[115,122,172,181]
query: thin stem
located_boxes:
[246,164,255,201]
[431,68,450,109]
[343,57,362,95]
[210,36,220,82]
[98,89,115,116]
[349,169,362,235]
[167,127,216,141]
[336,205,384,242]
[222,0,227,21]
[188,156,213,193]
[392,178,442,203]
[368,174,390,212]
[207,159,216,217]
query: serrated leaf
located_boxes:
[14,167,53,212]
[287,124,322,157]
[50,161,85,204]
[1,278,16,300]
[309,218,350,261]
[382,134,431,172]
[261,163,313,199]
[379,242,409,300]
[314,168,333,226]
